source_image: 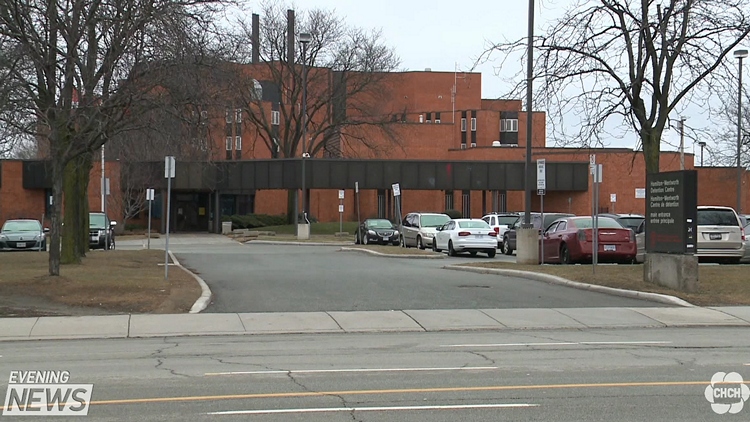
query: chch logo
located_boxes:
[704,372,750,414]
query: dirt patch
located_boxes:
[350,245,441,255]
[458,262,750,306]
[0,250,201,317]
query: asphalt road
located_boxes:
[1,327,748,421]
[168,242,662,313]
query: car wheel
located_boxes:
[502,238,513,255]
[560,244,571,264]
[487,249,496,258]
[448,240,457,257]
[417,236,424,250]
[363,234,369,245]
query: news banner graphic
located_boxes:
[3,370,93,416]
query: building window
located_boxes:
[235,136,242,150]
[435,112,441,123]
[470,117,477,131]
[426,112,432,122]
[460,118,467,132]
[225,136,232,150]
[491,190,507,212]
[45,189,54,216]
[225,108,232,123]
[444,190,454,211]
[377,189,386,219]
[272,110,280,125]
[235,108,242,123]
[401,112,407,122]
[462,190,471,218]
[500,119,519,132]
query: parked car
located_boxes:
[696,206,745,263]
[0,219,48,251]
[432,219,497,257]
[89,212,116,250]
[502,212,574,255]
[400,212,451,249]
[741,216,750,261]
[541,216,637,264]
[634,219,646,263]
[481,212,520,249]
[355,219,400,245]
[599,213,645,231]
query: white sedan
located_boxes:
[432,219,498,257]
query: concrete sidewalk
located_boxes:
[1,307,749,341]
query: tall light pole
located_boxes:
[698,141,706,167]
[298,32,312,238]
[523,0,534,228]
[735,49,748,214]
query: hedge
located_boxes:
[221,214,288,229]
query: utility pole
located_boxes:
[679,117,686,170]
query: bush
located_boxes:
[222,214,288,229]
[444,209,463,219]
[125,223,146,231]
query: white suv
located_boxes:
[696,206,745,264]
[481,213,520,248]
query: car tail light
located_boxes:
[494,227,500,233]
[488,231,497,237]
[577,229,588,242]
[458,231,471,236]
[742,227,746,242]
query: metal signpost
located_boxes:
[355,182,361,238]
[610,193,617,214]
[537,159,546,265]
[592,163,603,272]
[338,189,345,233]
[392,183,402,247]
[590,155,597,273]
[146,188,155,249]
[164,156,175,280]
[103,178,110,252]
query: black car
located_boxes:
[89,212,116,250]
[502,212,574,255]
[355,219,400,245]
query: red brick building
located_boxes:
[3,68,750,231]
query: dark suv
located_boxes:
[502,213,574,255]
[89,212,116,250]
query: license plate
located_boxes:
[604,245,616,251]
[16,242,25,248]
[709,233,722,240]
[382,236,389,241]
[474,234,483,238]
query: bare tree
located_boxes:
[223,1,401,221]
[477,0,750,175]
[0,0,229,275]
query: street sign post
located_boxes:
[146,188,155,249]
[355,182,361,240]
[610,193,617,214]
[338,190,345,233]
[164,156,175,280]
[537,159,546,265]
[392,183,403,247]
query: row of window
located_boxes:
[225,108,280,125]
[225,136,242,150]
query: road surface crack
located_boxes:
[151,338,189,378]
[285,372,363,422]
[467,350,497,366]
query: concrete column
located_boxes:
[214,191,221,234]
[516,227,539,264]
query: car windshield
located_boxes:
[1,220,41,232]
[571,217,623,229]
[497,216,519,226]
[90,214,107,228]
[697,209,739,226]
[421,214,450,227]
[458,220,491,229]
[367,219,393,229]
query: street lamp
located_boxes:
[297,32,312,240]
[735,48,748,214]
[698,141,706,167]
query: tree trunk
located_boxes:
[642,129,661,175]
[48,158,64,276]
[61,153,92,264]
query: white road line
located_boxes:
[207,403,539,415]
[441,341,672,347]
[205,366,498,376]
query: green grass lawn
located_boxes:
[261,221,360,235]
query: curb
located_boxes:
[340,247,446,259]
[442,265,696,307]
[168,251,213,313]
[245,240,354,246]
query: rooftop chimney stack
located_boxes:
[251,13,259,64]
[287,9,295,65]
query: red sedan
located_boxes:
[540,216,637,264]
